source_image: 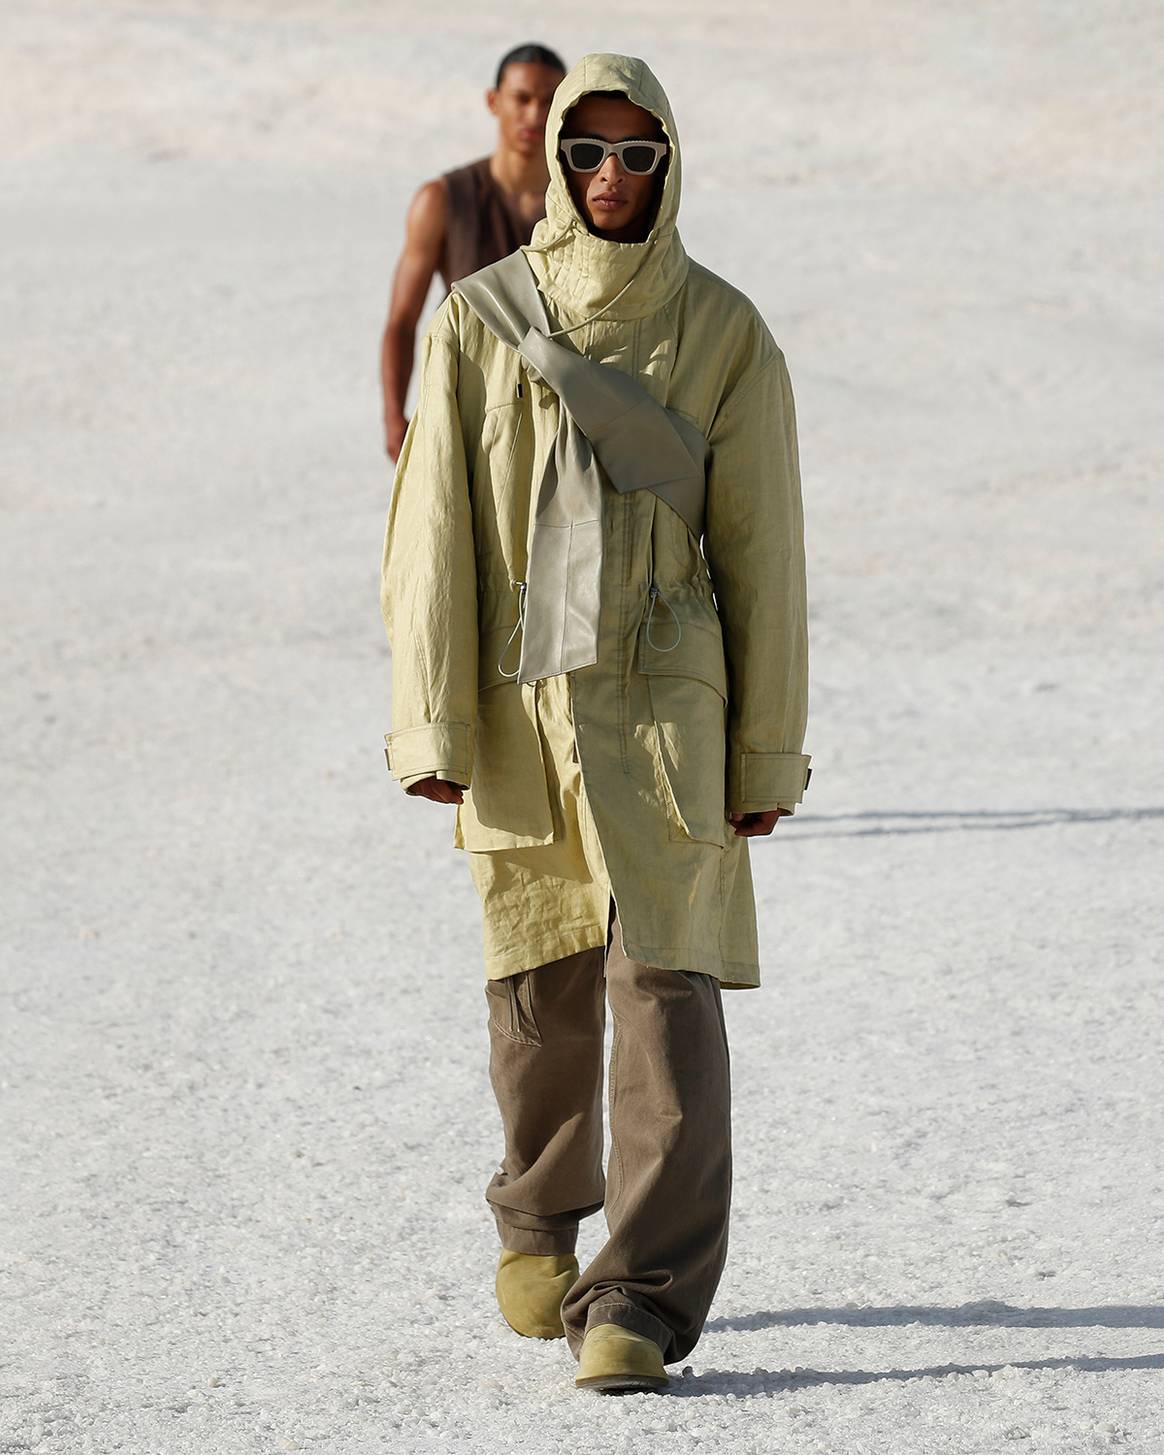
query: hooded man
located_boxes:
[380,53,810,1393]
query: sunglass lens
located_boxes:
[621,144,659,174]
[566,141,606,171]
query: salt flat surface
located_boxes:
[2,2,1162,1451]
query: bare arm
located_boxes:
[380,179,447,460]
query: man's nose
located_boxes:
[598,155,627,185]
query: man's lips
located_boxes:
[592,193,626,210]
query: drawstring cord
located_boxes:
[496,580,528,678]
[544,264,646,339]
[645,584,682,652]
[524,223,657,341]
[501,581,683,674]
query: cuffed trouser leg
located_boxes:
[484,945,607,1256]
[560,919,733,1365]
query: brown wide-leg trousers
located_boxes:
[483,916,732,1365]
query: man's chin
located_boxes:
[586,210,643,236]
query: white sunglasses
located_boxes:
[559,136,669,176]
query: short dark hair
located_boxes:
[494,43,566,89]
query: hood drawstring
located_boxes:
[545,252,653,340]
[496,580,528,679]
[524,230,657,341]
[645,584,682,652]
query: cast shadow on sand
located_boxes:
[668,1304,1164,1396]
[671,1350,1164,1397]
[705,1301,1164,1331]
[790,807,1164,841]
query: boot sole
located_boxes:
[500,1315,566,1340]
[575,1372,669,1393]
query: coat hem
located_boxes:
[484,921,608,980]
[481,920,761,988]
[612,930,761,990]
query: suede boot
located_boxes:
[495,1249,579,1339]
[575,1323,669,1393]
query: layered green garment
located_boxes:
[381,53,810,986]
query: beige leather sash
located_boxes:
[454,252,707,685]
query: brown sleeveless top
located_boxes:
[439,156,544,289]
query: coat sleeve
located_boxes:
[380,300,478,791]
[703,349,811,815]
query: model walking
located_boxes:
[379,42,566,460]
[380,52,811,1393]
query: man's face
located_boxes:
[487,63,564,160]
[559,94,667,243]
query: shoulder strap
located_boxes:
[455,254,707,539]
[452,251,551,350]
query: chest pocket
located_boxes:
[454,621,555,852]
[637,594,729,848]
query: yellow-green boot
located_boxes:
[575,1323,669,1393]
[495,1249,579,1339]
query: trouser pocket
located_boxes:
[484,972,542,1046]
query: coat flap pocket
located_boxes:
[637,600,727,701]
[457,624,554,852]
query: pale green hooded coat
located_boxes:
[381,53,810,987]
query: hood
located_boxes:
[525,52,688,324]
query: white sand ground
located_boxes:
[2,2,1163,1450]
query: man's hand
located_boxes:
[728,807,791,838]
[407,775,465,805]
[385,413,408,462]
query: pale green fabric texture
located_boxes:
[453,250,708,685]
[381,52,810,986]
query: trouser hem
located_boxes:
[492,1209,579,1256]
[581,1297,673,1363]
